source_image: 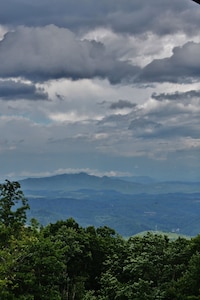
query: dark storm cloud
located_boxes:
[152,90,200,101]
[0,0,199,35]
[110,99,136,110]
[0,25,140,83]
[0,80,48,100]
[139,42,200,83]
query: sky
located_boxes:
[0,0,200,181]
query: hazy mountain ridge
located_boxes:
[15,173,200,236]
[20,172,200,195]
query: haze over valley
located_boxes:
[19,172,200,237]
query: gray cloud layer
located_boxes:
[0,25,140,83]
[0,0,200,85]
[152,90,200,101]
[1,0,199,36]
[0,80,48,100]
[110,99,136,110]
[139,42,200,83]
[1,25,200,85]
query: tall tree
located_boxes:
[0,180,29,240]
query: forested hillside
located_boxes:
[1,180,200,299]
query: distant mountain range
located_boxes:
[20,172,200,195]
[18,173,200,237]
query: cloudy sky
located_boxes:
[0,0,200,181]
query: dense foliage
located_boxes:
[1,181,200,299]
